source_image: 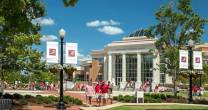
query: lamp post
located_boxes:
[188,39,194,103]
[58,28,66,109]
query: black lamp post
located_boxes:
[188,39,194,104]
[58,28,66,109]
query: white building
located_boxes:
[91,29,172,90]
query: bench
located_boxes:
[0,99,12,110]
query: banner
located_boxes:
[65,43,78,64]
[46,42,58,63]
[179,50,188,69]
[193,51,203,70]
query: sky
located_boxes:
[36,0,208,61]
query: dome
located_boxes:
[127,29,148,37]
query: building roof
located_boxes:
[126,28,149,38]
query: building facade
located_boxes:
[91,29,172,90]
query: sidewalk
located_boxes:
[79,103,208,110]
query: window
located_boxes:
[160,73,166,84]
[142,54,153,82]
[126,54,137,82]
[115,55,122,85]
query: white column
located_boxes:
[120,53,127,89]
[152,53,160,90]
[104,56,108,81]
[135,53,142,90]
[108,54,112,82]
[112,55,116,86]
[122,53,126,82]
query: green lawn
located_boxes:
[108,105,208,110]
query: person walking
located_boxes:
[85,81,95,107]
[101,81,109,106]
[95,81,102,107]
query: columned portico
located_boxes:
[135,53,142,89]
[91,29,171,92]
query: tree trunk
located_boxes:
[173,68,177,97]
[0,66,4,93]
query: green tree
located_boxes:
[147,0,207,96]
[0,0,45,87]
[63,0,78,7]
[64,65,77,81]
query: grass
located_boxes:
[108,105,208,110]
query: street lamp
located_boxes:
[188,39,194,103]
[58,28,66,109]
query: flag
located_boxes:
[193,51,203,70]
[46,42,58,63]
[179,50,188,69]
[65,43,78,64]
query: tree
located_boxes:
[63,0,78,7]
[64,65,77,81]
[147,0,207,96]
[48,64,77,81]
[0,0,45,86]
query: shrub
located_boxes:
[3,93,13,99]
[113,96,118,100]
[0,92,2,97]
[193,99,208,104]
[36,95,44,104]
[13,93,24,100]
[43,97,54,104]
[73,99,83,105]
[145,97,162,103]
[144,93,151,97]
[118,95,124,101]
[151,93,161,99]
[64,96,74,104]
[160,94,166,100]
[166,94,174,98]
[25,95,35,99]
[123,95,132,102]
[47,96,58,102]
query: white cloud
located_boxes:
[78,53,91,61]
[110,19,120,25]
[40,35,58,42]
[32,17,55,26]
[86,19,120,27]
[86,20,100,27]
[98,26,124,35]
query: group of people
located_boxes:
[192,85,205,96]
[29,82,56,91]
[84,80,113,107]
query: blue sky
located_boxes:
[36,0,208,60]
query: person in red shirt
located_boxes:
[101,81,109,106]
[95,81,102,106]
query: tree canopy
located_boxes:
[147,0,207,96]
[148,0,207,74]
[63,0,78,7]
[0,0,45,78]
